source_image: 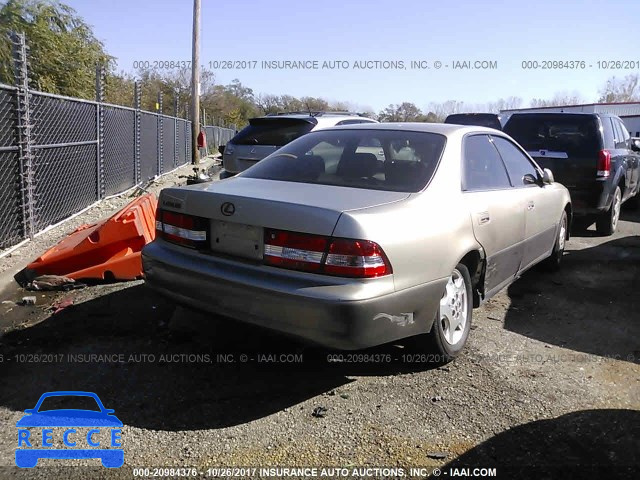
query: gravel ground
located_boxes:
[0,179,638,480]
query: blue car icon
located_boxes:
[15,391,123,468]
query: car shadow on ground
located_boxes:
[570,207,640,237]
[443,409,639,478]
[503,236,640,363]
[0,284,437,431]
[621,206,640,224]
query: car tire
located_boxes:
[409,263,473,363]
[219,170,236,180]
[596,186,621,236]
[542,210,567,271]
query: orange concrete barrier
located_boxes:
[15,193,158,285]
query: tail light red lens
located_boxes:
[597,150,611,177]
[156,209,207,248]
[264,228,391,278]
[264,229,327,272]
[324,238,390,277]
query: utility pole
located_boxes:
[191,0,201,164]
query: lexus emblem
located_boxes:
[221,202,235,216]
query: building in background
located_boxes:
[501,102,640,137]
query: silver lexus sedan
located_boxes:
[142,123,571,361]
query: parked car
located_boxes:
[444,113,504,130]
[219,112,378,178]
[143,123,571,361]
[504,112,640,235]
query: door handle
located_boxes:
[527,201,535,210]
[478,212,490,225]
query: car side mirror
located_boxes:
[104,409,115,414]
[218,145,225,155]
[630,138,640,152]
[24,409,35,414]
[542,168,554,185]
[523,173,539,185]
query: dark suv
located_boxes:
[504,112,640,235]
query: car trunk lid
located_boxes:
[158,178,410,259]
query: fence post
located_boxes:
[174,90,178,168]
[95,64,105,200]
[184,103,190,164]
[157,91,163,175]
[134,80,141,184]
[11,31,35,240]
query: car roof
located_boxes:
[507,112,600,118]
[314,115,378,127]
[259,112,373,120]
[320,121,502,136]
[249,113,378,127]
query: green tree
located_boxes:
[0,0,113,98]
[200,79,258,127]
[378,102,425,122]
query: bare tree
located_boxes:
[256,93,282,114]
[598,74,640,103]
[530,91,585,108]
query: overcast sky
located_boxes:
[63,0,638,112]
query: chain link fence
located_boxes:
[0,32,240,250]
[203,125,235,156]
[0,86,23,249]
[0,80,200,250]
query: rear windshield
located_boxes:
[445,114,502,130]
[241,129,447,193]
[230,118,316,147]
[504,114,601,156]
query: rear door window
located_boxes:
[610,118,624,148]
[492,136,539,187]
[616,119,630,147]
[231,118,316,147]
[504,115,601,157]
[462,135,512,191]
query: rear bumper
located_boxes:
[222,155,263,175]
[142,241,445,350]
[567,180,611,216]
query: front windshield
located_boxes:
[240,129,447,193]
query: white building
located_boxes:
[501,102,640,137]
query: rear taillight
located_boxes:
[264,228,392,278]
[264,229,327,273]
[156,209,207,248]
[597,150,611,177]
[324,238,390,278]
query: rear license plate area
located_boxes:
[210,220,263,260]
